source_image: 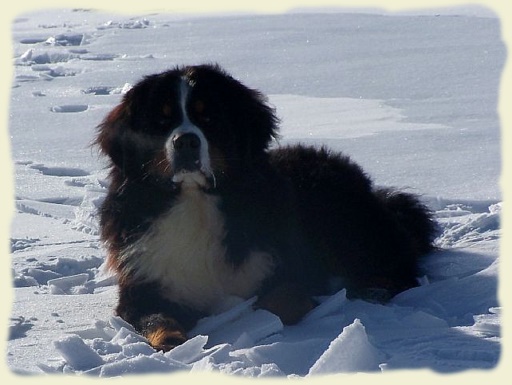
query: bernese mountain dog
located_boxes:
[95,63,437,351]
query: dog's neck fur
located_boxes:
[119,183,274,314]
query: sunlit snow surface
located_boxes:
[8,8,503,376]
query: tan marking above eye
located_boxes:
[193,100,211,123]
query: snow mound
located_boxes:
[308,319,385,375]
[54,335,104,371]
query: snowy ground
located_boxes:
[3,4,509,380]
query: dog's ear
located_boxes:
[189,64,280,159]
[211,65,280,157]
[218,71,280,158]
[236,87,280,158]
[95,89,135,170]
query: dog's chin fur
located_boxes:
[172,171,211,189]
[96,63,438,351]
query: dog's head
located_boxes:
[96,64,279,189]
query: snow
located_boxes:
[2,2,509,381]
[307,319,386,375]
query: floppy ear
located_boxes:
[95,90,134,171]
[189,64,280,159]
[238,87,280,157]
[211,66,280,157]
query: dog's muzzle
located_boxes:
[172,132,201,172]
[168,131,215,189]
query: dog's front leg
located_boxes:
[115,281,203,352]
[255,281,317,325]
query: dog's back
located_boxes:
[270,145,437,301]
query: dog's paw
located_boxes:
[147,327,188,352]
[141,314,188,352]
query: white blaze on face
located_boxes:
[165,79,213,187]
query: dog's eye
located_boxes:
[158,104,179,125]
[191,100,212,126]
[154,103,179,130]
[148,117,177,135]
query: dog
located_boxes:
[95,63,437,351]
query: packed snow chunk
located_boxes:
[174,342,233,371]
[488,202,501,215]
[435,203,501,248]
[232,338,329,376]
[258,363,285,377]
[45,33,87,46]
[307,319,385,375]
[74,319,118,341]
[401,310,449,329]
[39,65,79,77]
[48,273,90,295]
[90,338,122,355]
[99,354,188,376]
[214,361,284,377]
[191,296,257,336]
[73,186,105,235]
[11,237,40,252]
[25,268,61,284]
[98,19,150,30]
[190,356,219,372]
[303,289,347,323]
[54,334,104,371]
[107,82,133,95]
[393,260,499,322]
[111,326,148,346]
[19,48,34,62]
[121,341,155,358]
[166,335,209,364]
[473,308,500,336]
[12,273,39,287]
[31,51,78,64]
[109,316,136,333]
[202,309,283,348]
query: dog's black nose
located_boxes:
[172,133,201,172]
[173,133,201,150]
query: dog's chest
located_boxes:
[124,187,274,313]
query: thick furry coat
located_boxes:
[96,64,437,351]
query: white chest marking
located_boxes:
[120,186,274,314]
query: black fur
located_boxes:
[96,63,438,351]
